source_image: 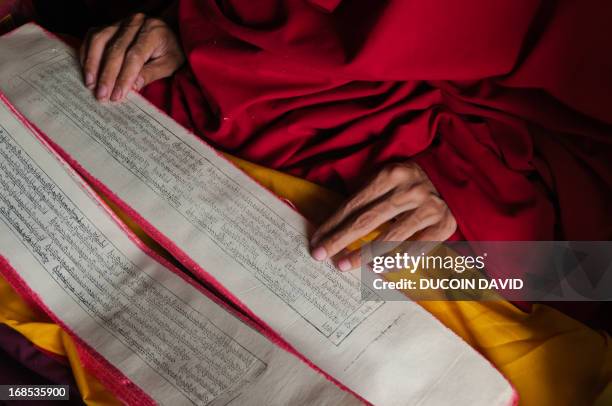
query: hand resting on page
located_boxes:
[79,13,184,102]
[310,162,456,271]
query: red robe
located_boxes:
[143,0,612,241]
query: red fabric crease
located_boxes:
[141,0,611,241]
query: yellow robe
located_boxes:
[1,156,610,406]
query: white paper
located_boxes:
[0,24,515,406]
[0,99,358,405]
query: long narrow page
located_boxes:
[0,98,358,405]
[0,24,516,406]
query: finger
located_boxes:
[81,26,118,89]
[111,18,173,100]
[310,163,419,246]
[111,38,156,100]
[312,184,430,262]
[338,218,453,273]
[337,239,433,273]
[336,248,362,272]
[369,217,454,272]
[133,54,183,91]
[96,13,146,101]
[79,29,91,66]
[377,197,447,243]
[410,209,457,242]
[337,198,449,271]
[79,31,90,85]
[369,204,454,271]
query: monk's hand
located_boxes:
[79,13,184,102]
[310,162,456,271]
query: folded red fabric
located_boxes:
[142,0,611,242]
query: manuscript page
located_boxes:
[0,99,357,405]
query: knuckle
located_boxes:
[353,210,378,230]
[106,40,124,55]
[383,228,404,242]
[145,17,163,26]
[369,175,391,195]
[410,162,427,179]
[423,204,443,222]
[128,13,146,24]
[385,163,411,181]
[428,195,446,210]
[428,210,443,224]
[390,186,415,206]
[415,205,441,225]
[141,21,155,32]
[410,211,426,226]
[125,49,144,63]
[377,200,396,216]
[410,184,430,202]
[142,17,164,32]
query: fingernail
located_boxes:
[337,258,352,272]
[134,76,144,91]
[311,246,327,261]
[85,73,94,87]
[96,84,108,100]
[110,87,123,101]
